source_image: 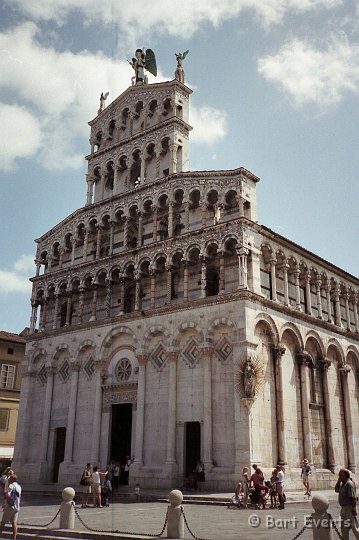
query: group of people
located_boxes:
[81,457,132,509]
[0,467,21,540]
[233,464,285,510]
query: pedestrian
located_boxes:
[0,472,21,540]
[91,466,107,508]
[301,459,312,496]
[123,456,132,486]
[241,467,250,508]
[193,459,205,492]
[250,464,265,507]
[275,465,285,509]
[335,468,359,540]
[80,463,92,508]
[112,462,120,490]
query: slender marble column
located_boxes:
[83,230,89,262]
[184,201,190,232]
[272,345,287,465]
[123,217,129,248]
[52,294,59,329]
[90,361,106,464]
[119,276,125,315]
[237,247,249,289]
[40,366,55,463]
[219,253,225,294]
[95,226,101,259]
[168,203,174,238]
[65,293,72,326]
[150,270,156,309]
[166,350,178,464]
[201,203,207,228]
[78,286,85,323]
[200,259,207,298]
[140,153,145,183]
[345,292,351,331]
[166,266,172,304]
[109,221,115,255]
[137,212,143,246]
[133,353,148,465]
[113,166,120,194]
[334,286,342,327]
[39,300,47,331]
[305,272,312,315]
[269,259,277,301]
[134,272,141,312]
[340,365,356,472]
[316,278,323,319]
[152,207,158,241]
[89,286,98,321]
[326,280,333,323]
[63,362,80,463]
[183,261,189,302]
[70,237,76,265]
[105,279,112,317]
[282,264,289,306]
[297,352,313,463]
[201,345,214,468]
[294,269,302,310]
[320,358,335,472]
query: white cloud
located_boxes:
[0,255,33,294]
[190,106,227,144]
[0,22,227,172]
[0,104,42,170]
[258,37,359,107]
[4,0,342,35]
[0,23,137,171]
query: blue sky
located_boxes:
[0,0,358,333]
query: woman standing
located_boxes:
[241,467,250,508]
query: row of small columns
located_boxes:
[36,199,249,276]
[30,249,250,332]
[272,345,356,473]
[267,261,359,331]
[86,141,180,204]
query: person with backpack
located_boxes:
[0,472,21,540]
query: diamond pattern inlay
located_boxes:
[182,338,200,368]
[215,335,233,364]
[150,343,167,370]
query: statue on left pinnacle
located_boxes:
[128,48,157,86]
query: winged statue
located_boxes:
[128,48,157,86]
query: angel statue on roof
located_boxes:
[128,48,157,86]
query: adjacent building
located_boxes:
[12,67,359,489]
[0,331,26,470]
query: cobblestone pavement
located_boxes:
[17,495,348,540]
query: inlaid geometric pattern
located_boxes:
[182,338,200,368]
[58,360,70,383]
[150,343,167,370]
[37,365,47,386]
[83,357,95,379]
[116,358,132,381]
[215,335,233,364]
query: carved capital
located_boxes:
[272,345,286,363]
[319,356,332,372]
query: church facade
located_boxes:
[13,73,359,489]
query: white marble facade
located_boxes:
[13,78,359,490]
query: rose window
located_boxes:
[116,359,132,381]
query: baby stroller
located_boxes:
[101,479,112,507]
[249,485,268,509]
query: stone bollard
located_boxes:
[311,494,333,540]
[59,487,75,530]
[167,489,184,539]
